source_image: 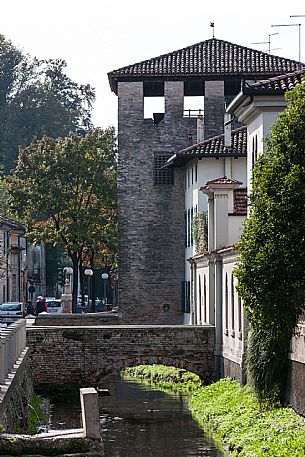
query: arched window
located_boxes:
[225,273,228,331]
[231,274,235,331]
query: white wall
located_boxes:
[184,156,247,280]
[221,254,245,366]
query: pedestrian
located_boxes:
[26,300,35,316]
[35,296,48,315]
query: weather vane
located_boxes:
[210,21,215,38]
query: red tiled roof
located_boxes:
[108,38,302,93]
[206,177,243,186]
[246,69,305,92]
[233,188,247,215]
[167,126,247,167]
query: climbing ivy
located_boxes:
[235,79,305,405]
[192,212,208,253]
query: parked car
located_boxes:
[0,302,25,320]
[45,299,62,314]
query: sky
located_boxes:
[0,0,304,130]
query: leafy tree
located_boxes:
[235,80,305,405]
[7,128,117,310]
[0,34,95,172]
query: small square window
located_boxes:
[154,153,174,185]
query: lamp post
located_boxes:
[84,268,93,312]
[101,273,109,308]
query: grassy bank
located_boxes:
[123,365,305,456]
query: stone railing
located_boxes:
[0,319,27,383]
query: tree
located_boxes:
[235,79,305,405]
[0,34,95,172]
[7,128,117,310]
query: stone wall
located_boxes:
[117,80,197,324]
[35,313,121,326]
[0,355,33,433]
[26,325,215,390]
[204,80,225,138]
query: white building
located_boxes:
[0,217,26,303]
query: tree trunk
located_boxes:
[79,259,85,306]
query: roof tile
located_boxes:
[247,69,305,92]
[109,38,303,93]
[167,126,247,167]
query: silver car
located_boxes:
[0,302,25,321]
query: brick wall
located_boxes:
[35,313,121,326]
[117,81,197,324]
[204,80,225,139]
[27,325,215,390]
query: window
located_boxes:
[195,164,198,182]
[203,274,207,323]
[154,153,174,185]
[191,207,193,246]
[184,211,187,248]
[254,134,258,162]
[225,273,228,331]
[181,281,190,313]
[231,275,235,331]
[187,209,191,247]
[198,276,202,323]
[238,295,242,334]
[144,97,165,121]
[192,167,194,185]
[252,134,258,167]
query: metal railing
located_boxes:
[183,109,204,118]
[0,319,27,383]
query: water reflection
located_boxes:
[48,374,223,457]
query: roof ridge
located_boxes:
[110,37,302,75]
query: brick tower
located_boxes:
[108,38,300,324]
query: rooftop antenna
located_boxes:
[210,21,215,38]
[271,23,301,62]
[252,32,279,54]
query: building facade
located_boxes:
[108,37,301,324]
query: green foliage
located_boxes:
[0,34,95,172]
[234,79,305,404]
[190,379,305,457]
[125,365,305,456]
[7,128,117,307]
[26,394,46,436]
[192,212,208,253]
[123,364,202,392]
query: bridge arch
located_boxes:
[95,356,205,382]
[27,324,216,389]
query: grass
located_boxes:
[123,365,305,456]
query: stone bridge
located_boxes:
[26,324,215,390]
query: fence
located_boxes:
[0,319,27,383]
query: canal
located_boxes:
[47,373,223,456]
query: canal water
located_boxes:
[47,373,223,457]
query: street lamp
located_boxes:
[101,273,109,306]
[84,268,93,312]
